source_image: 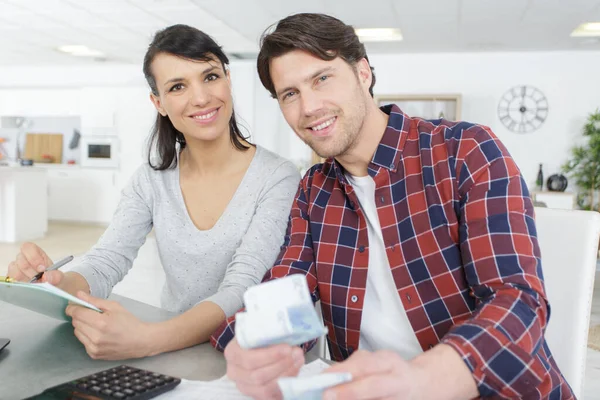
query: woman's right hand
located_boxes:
[7,242,63,285]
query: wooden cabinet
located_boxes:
[531,191,576,210]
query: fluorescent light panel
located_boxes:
[57,45,105,57]
[571,22,600,37]
[355,28,403,42]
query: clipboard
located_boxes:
[0,281,102,322]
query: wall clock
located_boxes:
[497,85,548,133]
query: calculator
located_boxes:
[26,365,181,399]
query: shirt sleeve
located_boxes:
[201,161,301,317]
[440,125,551,398]
[69,165,154,299]
[211,169,320,351]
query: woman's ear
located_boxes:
[226,68,232,88]
[149,92,168,117]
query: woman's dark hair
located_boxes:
[143,24,250,170]
[257,13,376,99]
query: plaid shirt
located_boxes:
[212,105,572,399]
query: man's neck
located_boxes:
[336,104,389,177]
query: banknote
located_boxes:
[243,274,312,314]
[236,275,327,349]
[236,301,327,349]
[277,372,353,400]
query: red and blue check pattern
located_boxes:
[212,105,572,399]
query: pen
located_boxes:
[0,276,16,283]
[29,255,74,283]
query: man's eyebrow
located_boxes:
[275,66,336,98]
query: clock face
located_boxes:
[498,85,548,133]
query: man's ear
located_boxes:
[356,58,373,90]
[149,92,167,117]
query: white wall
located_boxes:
[369,51,600,188]
[1,51,599,195]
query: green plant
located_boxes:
[563,109,600,211]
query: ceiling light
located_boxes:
[57,45,105,57]
[355,28,403,42]
[571,22,600,37]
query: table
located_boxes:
[0,294,227,399]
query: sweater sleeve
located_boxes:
[69,165,153,298]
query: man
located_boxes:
[211,13,572,400]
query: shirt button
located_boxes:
[349,201,355,209]
[389,163,395,169]
[380,196,385,203]
[358,246,365,253]
[351,295,358,303]
[406,294,412,303]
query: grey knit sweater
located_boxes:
[70,146,300,316]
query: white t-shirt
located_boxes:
[345,173,423,360]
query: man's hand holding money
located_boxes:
[224,338,305,400]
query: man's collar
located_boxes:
[328,104,410,183]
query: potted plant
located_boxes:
[563,109,600,211]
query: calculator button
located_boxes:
[76,383,89,390]
[90,386,101,392]
[101,383,110,389]
[154,379,165,386]
[113,385,122,392]
[133,385,146,392]
[102,389,113,396]
[113,392,126,399]
[143,382,156,389]
[89,380,99,385]
[122,382,132,388]
[123,388,135,396]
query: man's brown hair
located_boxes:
[257,13,376,99]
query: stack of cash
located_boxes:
[235,275,352,399]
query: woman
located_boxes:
[7,25,300,360]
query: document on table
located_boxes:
[157,359,331,399]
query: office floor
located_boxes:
[1,222,600,399]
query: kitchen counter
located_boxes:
[0,165,48,242]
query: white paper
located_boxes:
[156,359,331,399]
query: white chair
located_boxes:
[534,207,600,398]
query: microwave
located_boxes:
[80,136,119,168]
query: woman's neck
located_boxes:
[179,133,237,176]
[179,132,255,178]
